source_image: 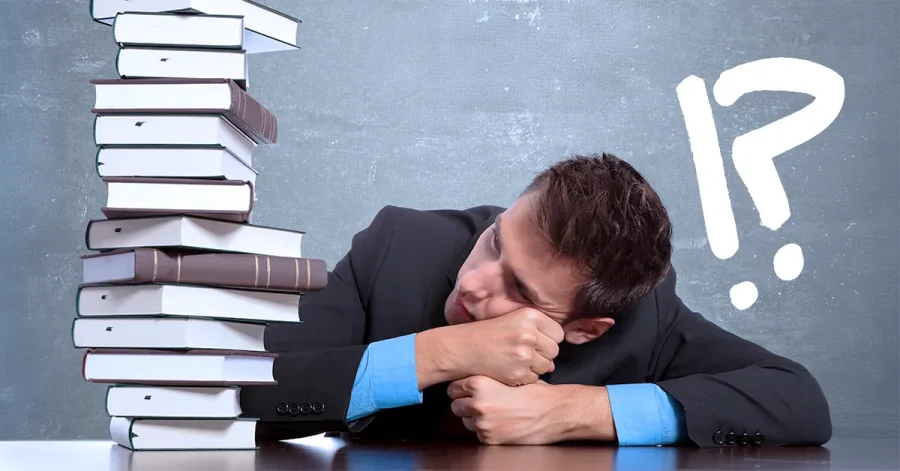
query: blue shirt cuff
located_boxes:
[606,383,686,446]
[346,334,423,421]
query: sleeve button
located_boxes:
[713,431,726,444]
[726,432,737,445]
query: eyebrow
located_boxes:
[494,215,550,308]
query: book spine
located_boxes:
[228,81,278,144]
[131,248,326,292]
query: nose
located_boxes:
[457,269,489,303]
[457,262,505,318]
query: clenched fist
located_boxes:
[448,375,562,445]
[452,307,565,386]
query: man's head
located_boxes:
[443,153,673,344]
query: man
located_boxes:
[240,153,832,447]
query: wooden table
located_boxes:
[0,436,895,470]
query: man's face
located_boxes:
[443,194,582,327]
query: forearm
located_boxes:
[547,384,617,443]
[414,327,466,390]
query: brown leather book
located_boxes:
[81,248,328,293]
[82,348,279,386]
[91,78,278,144]
[101,177,254,223]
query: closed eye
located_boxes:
[490,226,500,253]
[491,225,531,302]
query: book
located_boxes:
[91,0,301,54]
[108,442,256,466]
[82,349,278,385]
[116,47,249,90]
[92,78,277,145]
[85,215,303,258]
[113,12,245,50]
[105,385,242,418]
[80,247,328,292]
[96,146,257,184]
[101,177,254,222]
[110,417,258,450]
[93,114,256,165]
[72,317,267,351]
[76,283,302,324]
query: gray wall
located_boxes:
[1,0,896,440]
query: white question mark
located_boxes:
[676,57,845,310]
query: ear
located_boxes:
[563,317,615,344]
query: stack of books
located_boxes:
[74,0,316,451]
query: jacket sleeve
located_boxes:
[239,206,398,441]
[651,267,832,447]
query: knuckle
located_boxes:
[469,375,487,389]
[513,347,532,362]
[516,330,537,345]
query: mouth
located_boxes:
[455,297,475,322]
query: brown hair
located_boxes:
[524,153,673,318]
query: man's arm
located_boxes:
[560,269,831,447]
[651,268,832,447]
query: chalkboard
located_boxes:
[0,0,896,439]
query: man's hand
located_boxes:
[457,308,565,386]
[447,375,618,445]
[447,375,566,445]
[416,308,564,389]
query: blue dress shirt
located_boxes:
[346,334,687,446]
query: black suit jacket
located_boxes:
[240,205,832,447]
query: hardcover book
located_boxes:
[81,247,328,293]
